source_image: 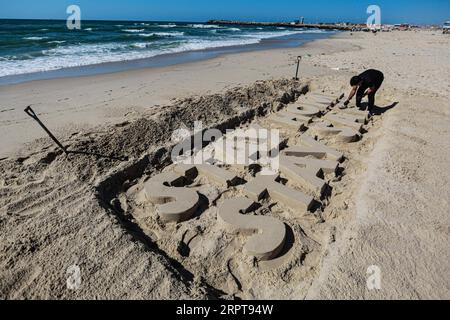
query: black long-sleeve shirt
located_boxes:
[355,69,384,109]
[357,69,384,92]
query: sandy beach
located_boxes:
[0,30,449,299]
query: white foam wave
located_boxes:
[188,24,221,29]
[158,24,177,28]
[122,29,145,33]
[23,37,48,40]
[139,32,185,37]
[294,28,330,33]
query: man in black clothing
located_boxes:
[343,69,384,115]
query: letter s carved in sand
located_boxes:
[217,197,286,261]
[144,171,199,223]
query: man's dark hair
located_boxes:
[350,76,361,86]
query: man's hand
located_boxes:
[365,87,376,96]
[343,100,350,106]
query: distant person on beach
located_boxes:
[344,69,384,115]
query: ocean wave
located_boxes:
[211,27,241,33]
[130,43,149,49]
[85,28,94,31]
[23,36,49,40]
[307,29,332,33]
[293,29,331,33]
[188,24,221,29]
[0,38,257,76]
[240,30,306,39]
[158,24,177,28]
[122,29,145,33]
[47,40,66,44]
[139,32,185,37]
[0,56,15,61]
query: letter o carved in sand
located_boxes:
[144,171,199,223]
[217,197,286,261]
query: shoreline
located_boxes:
[0,31,337,86]
[0,32,355,158]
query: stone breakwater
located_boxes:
[207,20,352,31]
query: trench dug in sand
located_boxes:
[96,87,378,299]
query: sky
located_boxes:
[0,0,449,25]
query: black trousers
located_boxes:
[356,90,376,112]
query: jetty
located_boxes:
[207,20,353,31]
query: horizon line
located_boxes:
[0,17,440,26]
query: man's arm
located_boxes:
[344,86,358,105]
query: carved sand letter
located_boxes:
[174,164,239,187]
[284,134,344,161]
[243,174,314,212]
[298,101,331,112]
[217,197,286,260]
[279,155,338,196]
[213,128,260,166]
[268,111,311,131]
[324,114,364,131]
[286,103,321,117]
[144,171,199,222]
[310,122,361,143]
[331,108,369,123]
[302,94,337,106]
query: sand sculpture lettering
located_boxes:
[174,164,239,188]
[309,121,361,143]
[140,91,370,261]
[279,154,338,196]
[324,113,364,131]
[243,173,315,212]
[268,111,312,130]
[217,197,286,261]
[286,103,321,117]
[283,135,344,161]
[144,171,200,222]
